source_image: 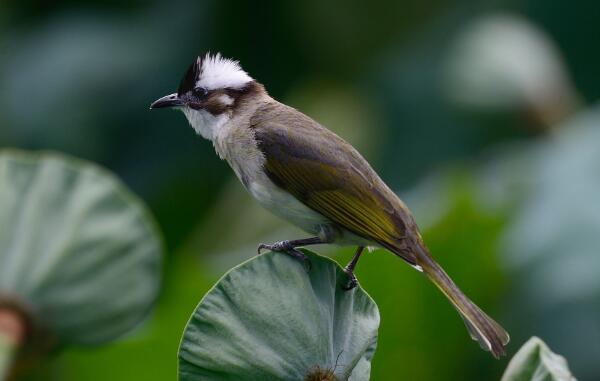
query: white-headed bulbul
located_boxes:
[151,53,510,358]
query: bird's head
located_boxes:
[151,53,263,140]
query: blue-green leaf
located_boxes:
[179,250,379,381]
[0,149,163,346]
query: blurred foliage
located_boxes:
[29,250,212,381]
[492,107,600,380]
[0,334,14,379]
[0,150,162,378]
[2,0,600,379]
[0,150,162,346]
[443,13,580,129]
[385,104,600,380]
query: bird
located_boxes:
[150,53,510,358]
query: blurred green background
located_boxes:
[2,0,600,380]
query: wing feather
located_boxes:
[251,102,418,265]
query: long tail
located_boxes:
[413,242,510,358]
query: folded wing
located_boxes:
[251,102,418,266]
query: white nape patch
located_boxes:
[196,53,253,90]
[181,107,229,141]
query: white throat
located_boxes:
[182,108,230,141]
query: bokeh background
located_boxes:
[2,0,600,379]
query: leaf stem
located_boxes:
[0,309,25,381]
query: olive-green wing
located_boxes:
[251,103,417,266]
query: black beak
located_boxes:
[150,93,184,109]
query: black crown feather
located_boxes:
[177,56,202,95]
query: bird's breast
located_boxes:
[247,174,330,235]
[213,119,328,234]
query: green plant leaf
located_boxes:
[501,337,576,381]
[0,149,163,346]
[178,250,379,381]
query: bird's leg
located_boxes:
[257,237,324,253]
[257,236,325,271]
[342,246,365,290]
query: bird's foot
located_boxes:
[257,240,293,253]
[342,267,359,291]
[257,241,312,272]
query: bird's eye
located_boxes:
[193,87,208,98]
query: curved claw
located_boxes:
[256,243,312,272]
[342,279,358,291]
[342,269,358,291]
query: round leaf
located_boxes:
[179,250,379,381]
[0,149,163,346]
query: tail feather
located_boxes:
[414,243,510,358]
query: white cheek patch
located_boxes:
[218,94,234,106]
